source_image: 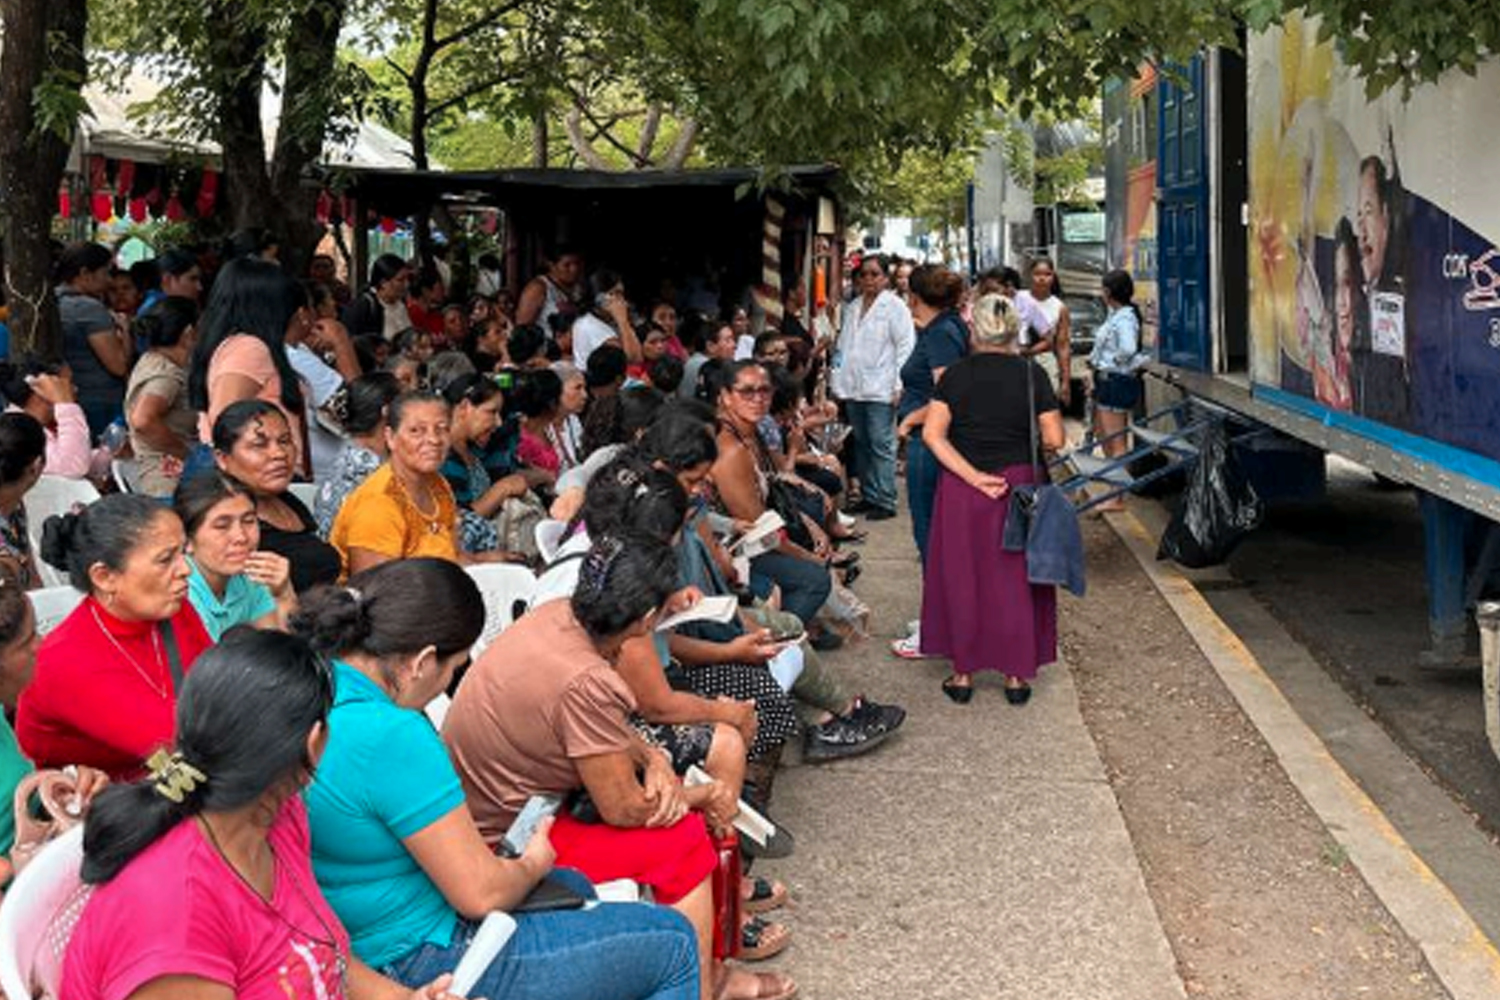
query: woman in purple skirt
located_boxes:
[918,293,1066,704]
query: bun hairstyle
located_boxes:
[909,264,965,311]
[578,455,688,542]
[291,558,483,684]
[131,296,199,350]
[971,293,1021,348]
[341,371,403,436]
[80,629,334,884]
[570,535,679,641]
[40,493,172,594]
[0,411,47,486]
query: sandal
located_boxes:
[714,964,799,1000]
[739,915,792,961]
[741,875,789,914]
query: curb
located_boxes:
[1105,506,1500,1000]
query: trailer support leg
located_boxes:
[1419,492,1469,666]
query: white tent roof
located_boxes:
[71,67,421,171]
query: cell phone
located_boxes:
[769,625,805,644]
[502,793,562,856]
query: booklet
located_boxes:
[685,765,776,847]
[728,511,785,560]
[654,594,740,632]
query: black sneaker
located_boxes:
[847,696,906,734]
[802,711,891,763]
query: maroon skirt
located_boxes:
[919,463,1057,679]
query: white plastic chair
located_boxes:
[110,458,143,495]
[465,563,537,660]
[0,825,91,1000]
[24,477,101,589]
[425,693,452,730]
[287,482,320,511]
[534,519,567,563]
[29,587,85,637]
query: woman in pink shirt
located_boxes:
[0,362,109,480]
[64,627,462,1000]
[510,369,564,476]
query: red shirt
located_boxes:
[16,595,213,780]
[406,299,446,341]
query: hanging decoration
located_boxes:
[91,191,114,224]
[115,160,136,198]
[195,170,219,219]
[380,216,397,234]
[58,189,72,219]
[315,189,333,225]
[165,189,186,222]
[129,198,150,223]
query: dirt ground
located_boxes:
[1065,517,1451,1000]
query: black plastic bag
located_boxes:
[1156,422,1264,568]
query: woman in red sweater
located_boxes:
[16,494,212,780]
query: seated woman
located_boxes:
[63,629,463,1000]
[548,362,587,474]
[213,400,342,592]
[626,324,672,382]
[315,372,403,539]
[641,409,903,767]
[510,369,565,476]
[0,362,110,481]
[15,494,212,779]
[177,471,297,640]
[710,361,835,639]
[332,391,510,576]
[445,537,797,1000]
[0,565,111,859]
[0,412,47,589]
[125,297,199,496]
[297,559,699,1000]
[764,364,845,507]
[439,374,549,556]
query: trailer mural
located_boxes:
[1249,13,1500,463]
[1103,68,1159,351]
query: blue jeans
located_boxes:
[846,400,897,512]
[751,550,832,626]
[381,871,699,1000]
[905,434,940,565]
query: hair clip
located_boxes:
[346,586,363,605]
[147,749,207,804]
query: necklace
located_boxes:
[89,603,169,700]
[198,816,350,994]
[394,470,444,535]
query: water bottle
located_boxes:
[101,419,130,456]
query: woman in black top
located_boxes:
[919,294,1065,705]
[211,400,342,592]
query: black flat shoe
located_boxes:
[832,530,868,546]
[829,552,860,571]
[864,506,897,522]
[1003,683,1032,705]
[941,677,974,704]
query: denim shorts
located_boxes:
[1094,372,1142,412]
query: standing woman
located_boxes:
[894,264,969,569]
[1088,269,1147,512]
[515,246,583,330]
[919,295,1065,705]
[56,243,132,438]
[829,254,915,521]
[188,257,311,479]
[1016,257,1072,408]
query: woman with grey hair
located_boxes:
[918,294,1066,705]
[549,361,587,472]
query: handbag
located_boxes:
[1007,357,1085,593]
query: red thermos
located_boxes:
[710,829,743,960]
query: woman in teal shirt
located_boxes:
[295,558,699,1000]
[0,566,109,861]
[176,471,296,640]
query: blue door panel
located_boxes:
[1156,58,1211,371]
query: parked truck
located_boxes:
[1105,13,1500,667]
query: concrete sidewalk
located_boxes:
[762,511,1186,999]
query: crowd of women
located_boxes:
[14,236,1166,1000]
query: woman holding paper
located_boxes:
[298,558,702,1000]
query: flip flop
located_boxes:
[739,916,792,961]
[741,875,789,914]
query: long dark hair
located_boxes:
[292,559,484,686]
[0,412,46,487]
[80,629,334,883]
[1101,269,1142,325]
[188,257,306,413]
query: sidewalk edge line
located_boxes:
[1105,507,1500,1000]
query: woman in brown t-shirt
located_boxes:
[444,536,797,1000]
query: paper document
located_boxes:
[685,765,776,847]
[655,594,740,632]
[729,511,785,560]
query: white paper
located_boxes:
[684,765,776,847]
[730,511,785,560]
[767,644,805,692]
[655,594,740,632]
[1371,291,1406,357]
[451,911,517,996]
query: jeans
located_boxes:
[750,550,831,627]
[905,434,940,566]
[381,871,699,1000]
[846,400,897,513]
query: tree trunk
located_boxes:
[273,0,349,276]
[406,0,441,267]
[0,0,88,361]
[205,0,272,236]
[532,109,549,168]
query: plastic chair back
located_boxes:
[0,825,91,1000]
[24,477,100,589]
[533,520,567,563]
[110,459,143,495]
[287,482,319,511]
[464,563,537,660]
[28,588,85,638]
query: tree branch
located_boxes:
[383,54,414,83]
[427,69,524,119]
[564,106,611,169]
[432,0,530,53]
[637,104,662,162]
